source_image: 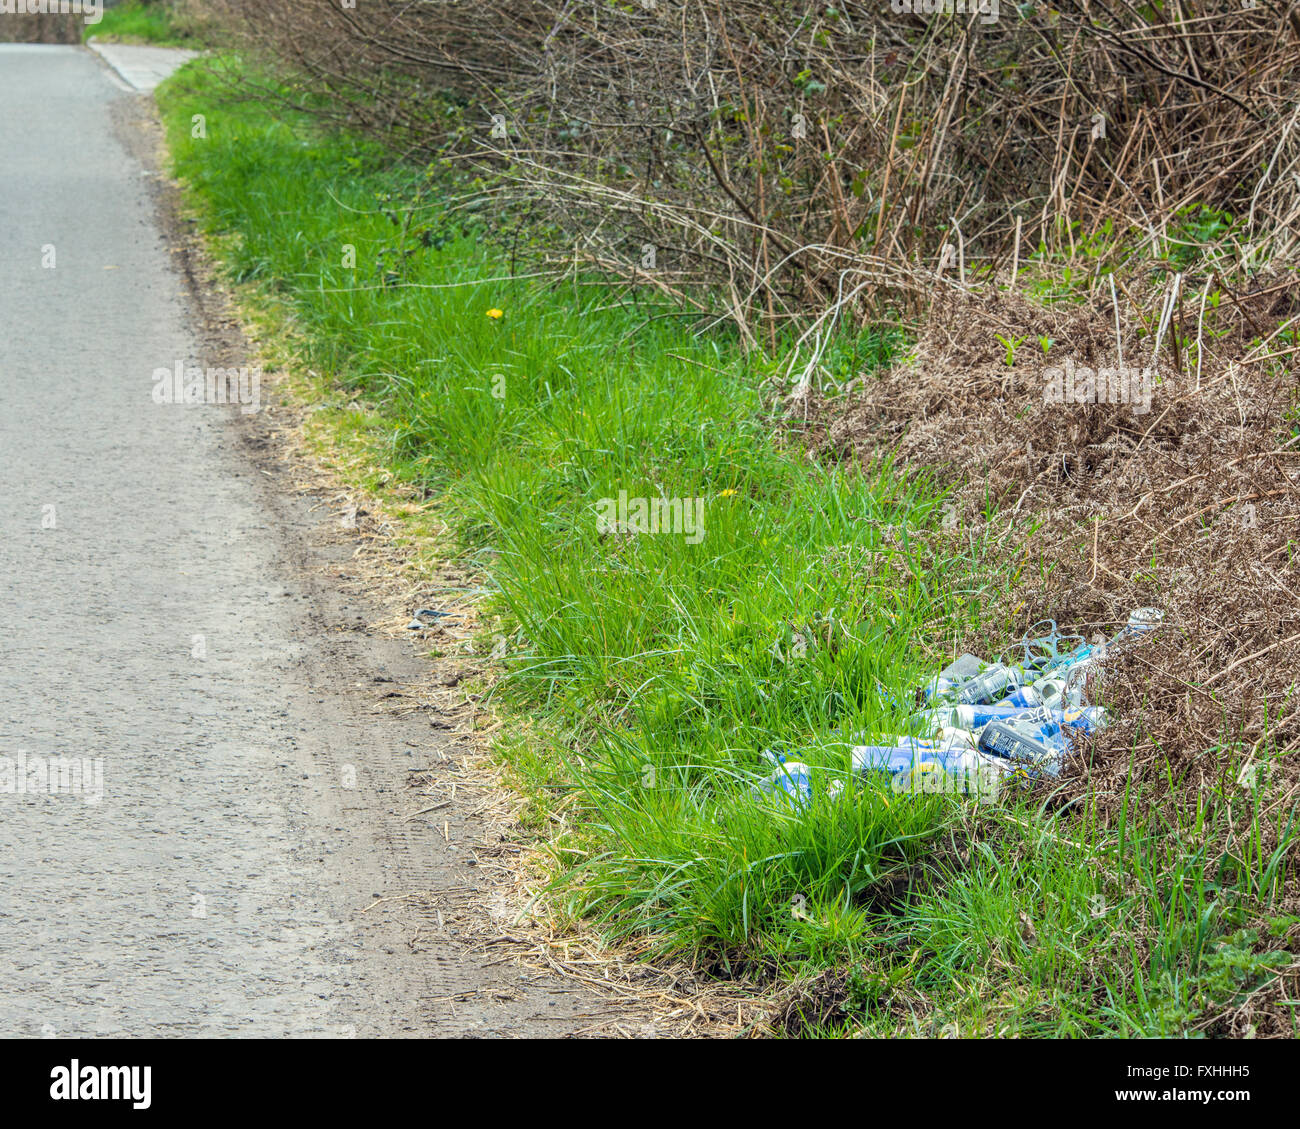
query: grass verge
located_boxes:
[155,56,1299,1037]
[86,0,196,47]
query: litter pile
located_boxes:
[758,608,1163,806]
[802,276,1300,812]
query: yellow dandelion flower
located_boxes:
[486,308,504,319]
[718,488,738,498]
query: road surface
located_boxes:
[0,44,621,1038]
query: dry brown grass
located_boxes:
[191,0,1300,345]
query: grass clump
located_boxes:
[86,0,196,47]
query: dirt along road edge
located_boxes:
[0,43,648,1038]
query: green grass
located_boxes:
[86,0,195,47]
[843,784,1298,1037]
[156,57,1300,1036]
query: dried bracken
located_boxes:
[192,1,1300,344]
[803,265,1300,1031]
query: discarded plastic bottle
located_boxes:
[1006,674,1085,710]
[1007,677,1056,709]
[851,744,921,776]
[921,653,984,701]
[869,728,979,755]
[1061,705,1107,734]
[851,739,1009,801]
[851,738,974,777]
[935,724,982,750]
[1113,606,1163,644]
[920,702,1106,735]
[755,760,816,806]
[976,719,1067,773]
[1029,648,1103,704]
[955,662,1027,705]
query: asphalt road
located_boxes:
[0,45,618,1038]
